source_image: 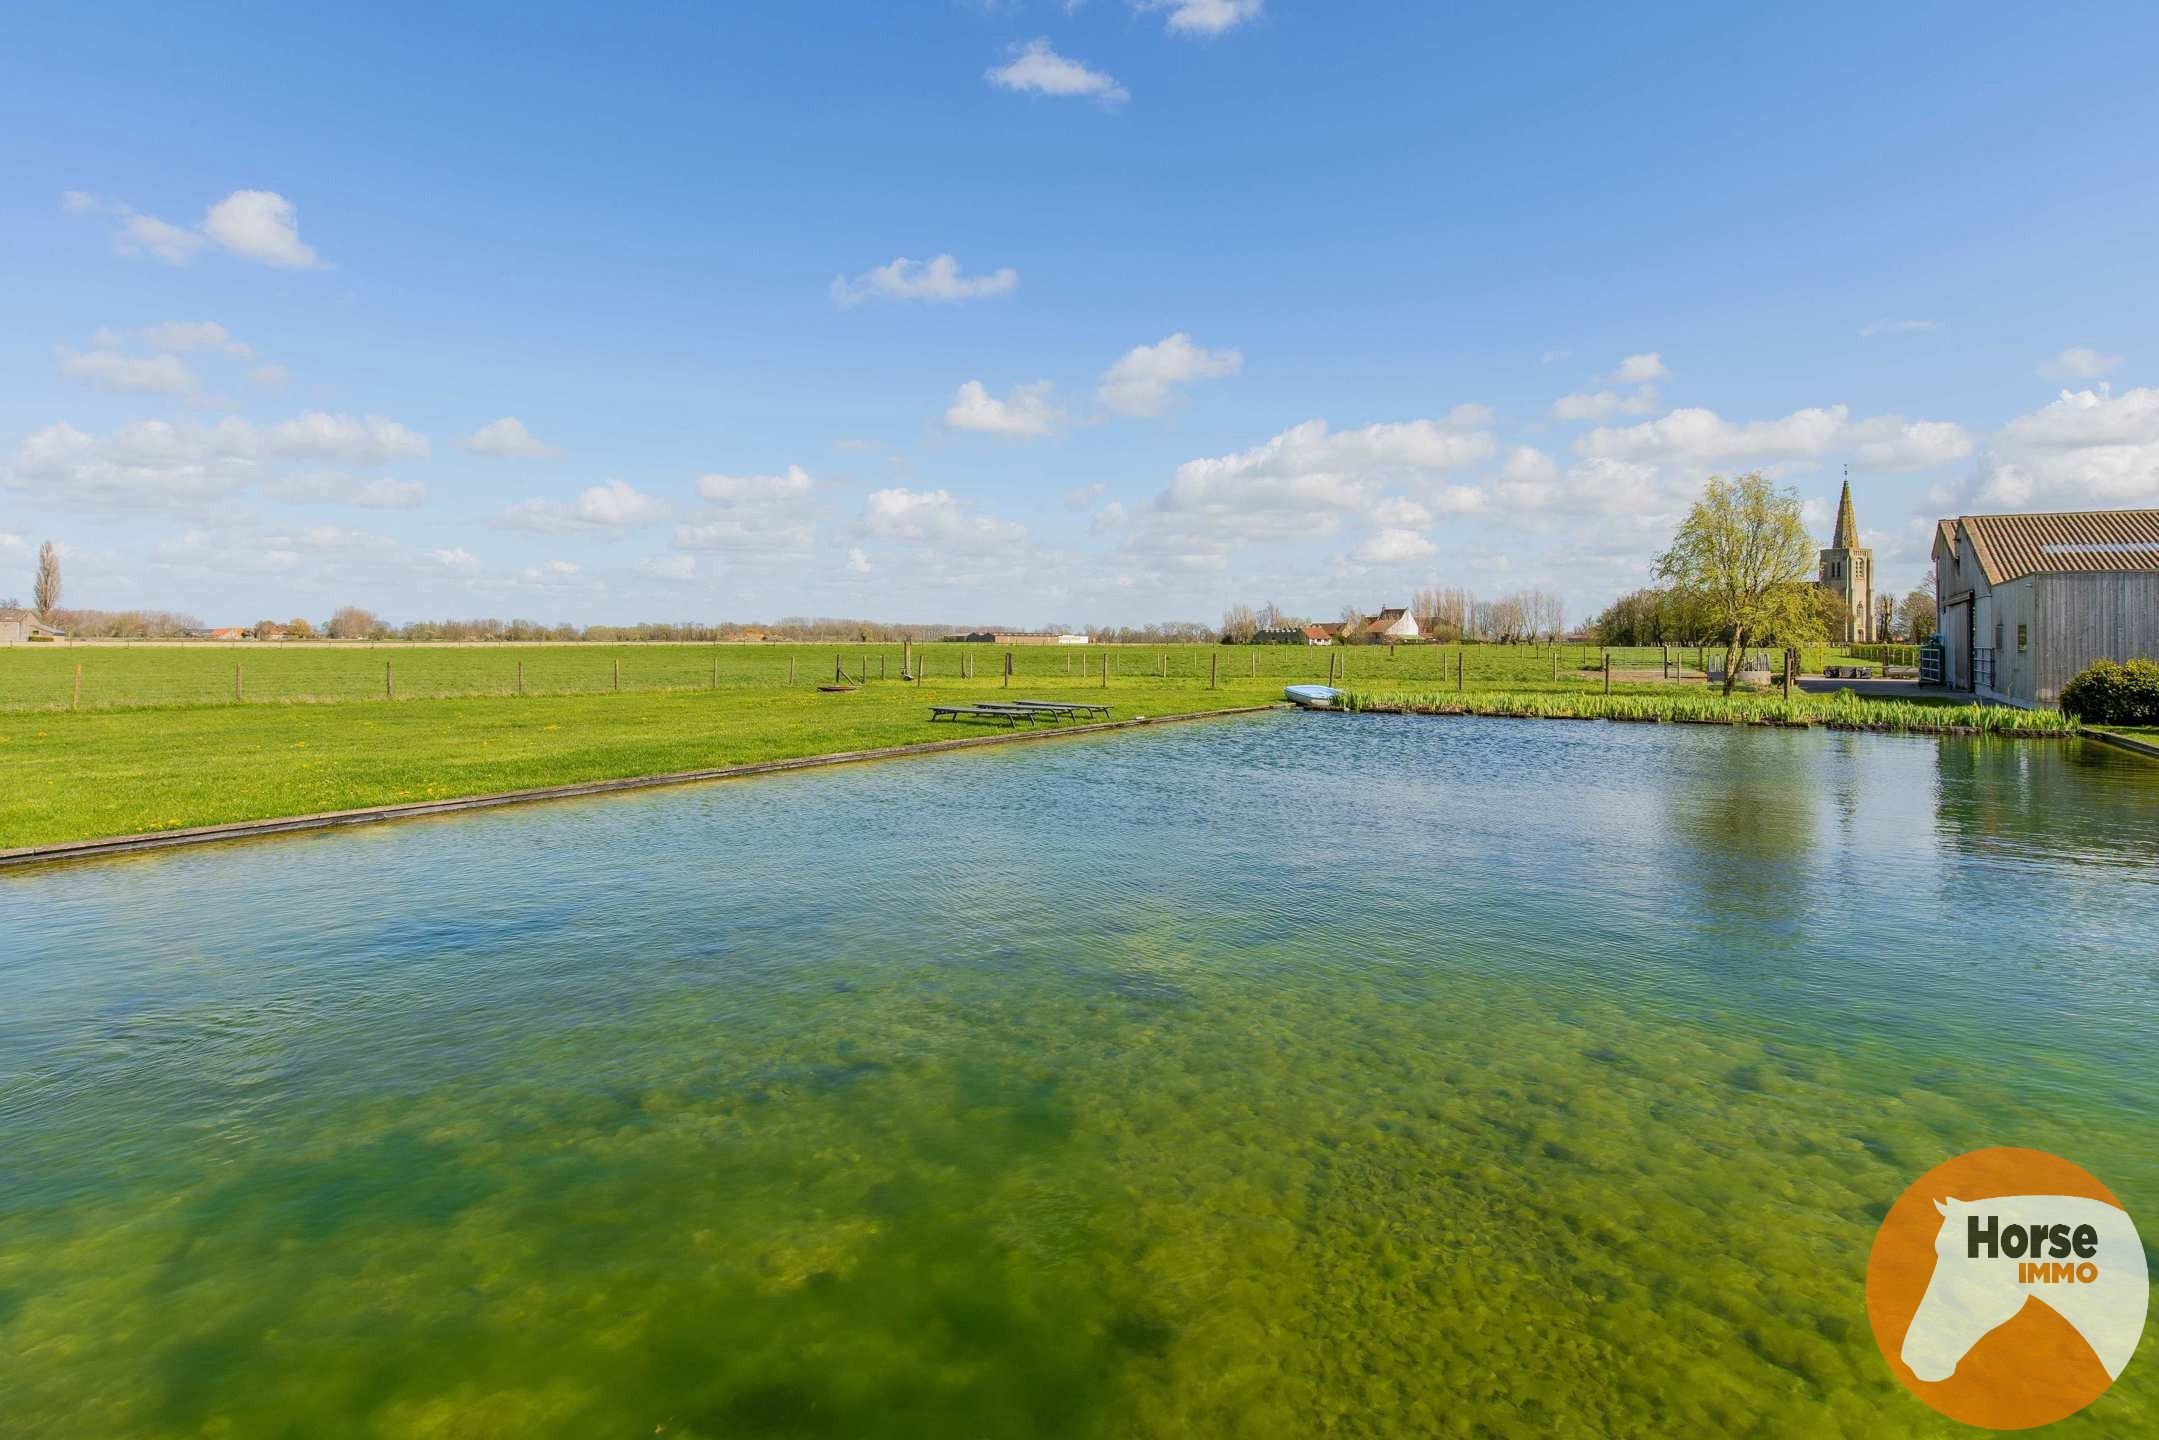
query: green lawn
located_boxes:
[0,641,1933,850]
[0,639,1880,712]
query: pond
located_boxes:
[3,713,2155,1437]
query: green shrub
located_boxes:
[2059,658,2159,725]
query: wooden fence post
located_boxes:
[73,662,82,710]
[1004,651,1012,688]
[614,659,621,692]
[235,661,243,701]
[1456,647,1464,693]
[711,656,718,690]
[788,657,796,684]
[1102,651,1108,688]
[518,659,525,695]
[1210,651,1219,689]
[1604,651,1612,695]
[386,661,393,699]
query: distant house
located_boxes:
[0,608,65,645]
[1360,607,1421,642]
[255,623,289,641]
[207,626,249,641]
[1933,507,2159,705]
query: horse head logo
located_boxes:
[1901,1194,2146,1386]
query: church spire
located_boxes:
[1831,468,1859,549]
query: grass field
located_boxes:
[0,639,1871,712]
[0,641,1957,851]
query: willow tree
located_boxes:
[1655,474,1817,694]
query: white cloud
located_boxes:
[1132,0,1263,35]
[1552,353,1666,421]
[139,321,250,355]
[425,546,480,572]
[1974,385,2159,508]
[498,479,663,531]
[1860,318,1939,338]
[251,364,290,389]
[462,417,561,459]
[944,379,1064,438]
[642,554,697,582]
[118,212,207,265]
[986,40,1128,106]
[2038,346,2123,380]
[69,189,327,269]
[3,411,431,510]
[1577,404,1970,472]
[1368,496,1434,527]
[268,412,430,464]
[201,190,325,269]
[263,472,426,509]
[1355,528,1436,565]
[863,487,1027,545]
[1138,411,1496,564]
[353,476,425,509]
[1063,482,1106,509]
[830,254,1018,307]
[1551,385,1658,422]
[696,464,814,503]
[846,546,872,574]
[1606,352,1668,385]
[1097,332,1243,416]
[57,347,198,396]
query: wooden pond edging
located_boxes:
[0,705,1280,871]
[2085,727,2159,762]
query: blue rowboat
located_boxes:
[1284,684,1342,710]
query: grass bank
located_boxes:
[0,680,1274,851]
[1340,688,2081,735]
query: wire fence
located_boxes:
[0,640,1878,712]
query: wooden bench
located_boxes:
[928,704,1048,727]
[1009,700,1113,719]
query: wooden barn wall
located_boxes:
[2035,571,2159,703]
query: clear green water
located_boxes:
[3,715,2155,1438]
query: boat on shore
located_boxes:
[1284,684,1342,710]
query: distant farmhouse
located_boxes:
[1818,478,1875,643]
[0,608,65,645]
[1252,623,1339,645]
[1933,506,2159,705]
[1359,607,1420,642]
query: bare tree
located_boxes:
[33,541,61,619]
[326,605,382,639]
[1221,602,1258,643]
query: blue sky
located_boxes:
[5,1,2156,627]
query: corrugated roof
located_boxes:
[1950,508,2159,585]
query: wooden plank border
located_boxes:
[2084,727,2159,762]
[0,705,1279,871]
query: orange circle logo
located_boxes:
[1867,1147,2149,1429]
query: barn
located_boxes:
[0,608,66,645]
[1932,508,2159,706]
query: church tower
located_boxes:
[1817,472,1874,643]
